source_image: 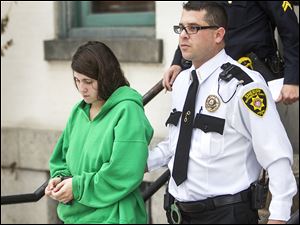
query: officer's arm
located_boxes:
[236,82,297,222]
[147,137,172,172]
[258,2,299,85]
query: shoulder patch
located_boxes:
[282,1,292,12]
[242,88,267,117]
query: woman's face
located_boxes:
[73,71,98,104]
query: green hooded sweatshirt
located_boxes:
[49,86,153,224]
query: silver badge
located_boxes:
[205,95,221,112]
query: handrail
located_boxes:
[287,209,299,224]
[142,79,164,105]
[142,169,170,202]
[1,180,48,205]
[1,79,165,205]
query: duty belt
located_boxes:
[176,188,251,213]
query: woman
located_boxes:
[45,41,153,224]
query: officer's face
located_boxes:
[179,9,224,68]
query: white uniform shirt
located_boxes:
[148,49,297,221]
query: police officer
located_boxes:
[147,2,297,224]
[164,1,299,105]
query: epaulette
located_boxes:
[219,62,253,85]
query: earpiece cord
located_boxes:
[217,79,244,103]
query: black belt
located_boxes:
[176,188,251,213]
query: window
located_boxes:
[44,1,162,63]
[79,1,155,27]
[68,1,156,38]
[91,1,155,13]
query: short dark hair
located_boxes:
[183,1,228,30]
[71,41,129,100]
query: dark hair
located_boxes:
[183,1,228,30]
[71,41,129,100]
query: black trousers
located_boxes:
[179,201,258,224]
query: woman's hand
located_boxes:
[51,178,74,204]
[45,177,62,197]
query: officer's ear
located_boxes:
[215,27,225,44]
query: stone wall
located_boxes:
[1,127,62,224]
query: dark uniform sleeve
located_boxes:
[171,46,183,66]
[257,1,299,85]
[171,46,193,69]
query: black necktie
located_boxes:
[172,70,199,186]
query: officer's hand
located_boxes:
[267,219,286,224]
[163,65,182,91]
[276,84,299,105]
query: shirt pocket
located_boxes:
[166,110,182,153]
[193,114,225,158]
[165,110,182,127]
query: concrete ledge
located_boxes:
[44,38,163,63]
[68,27,155,39]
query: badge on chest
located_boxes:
[205,95,221,112]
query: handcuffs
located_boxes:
[170,200,182,224]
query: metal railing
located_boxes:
[142,169,170,202]
[142,79,164,105]
[1,180,49,205]
[287,210,299,224]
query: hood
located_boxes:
[99,86,143,117]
